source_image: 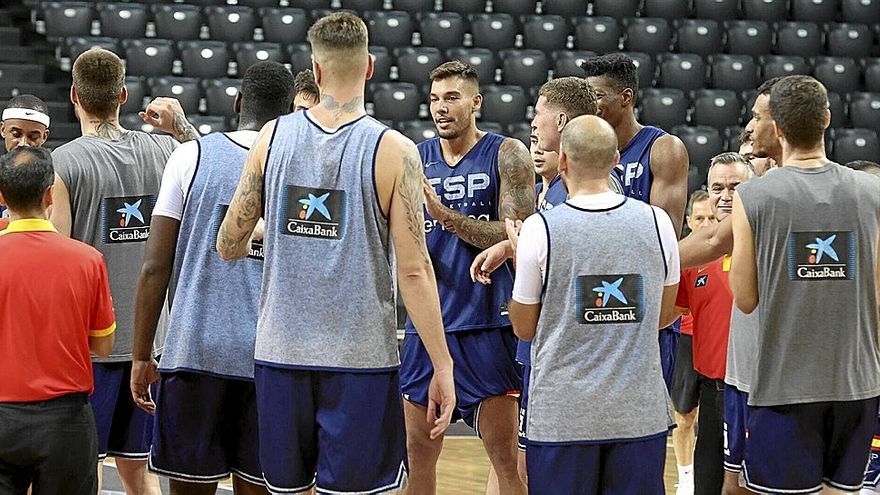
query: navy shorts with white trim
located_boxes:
[91,362,154,460]
[518,363,530,451]
[659,327,679,394]
[862,415,880,488]
[723,385,750,473]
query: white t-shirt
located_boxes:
[153,130,258,220]
[512,192,680,305]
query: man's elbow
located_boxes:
[216,242,245,261]
[90,335,114,358]
[512,324,534,341]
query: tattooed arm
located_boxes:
[376,130,455,439]
[216,121,272,260]
[140,97,200,143]
[423,138,535,249]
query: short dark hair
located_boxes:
[5,94,48,116]
[757,76,784,96]
[430,60,479,86]
[845,160,880,171]
[769,75,828,150]
[307,12,368,53]
[580,53,639,94]
[294,69,318,98]
[72,48,125,118]
[687,189,709,215]
[0,146,54,211]
[239,61,295,124]
[538,77,597,118]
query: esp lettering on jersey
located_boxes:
[614,126,666,203]
[101,194,155,244]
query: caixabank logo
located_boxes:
[102,195,155,244]
[575,274,645,324]
[212,204,263,260]
[787,231,856,281]
[281,185,346,240]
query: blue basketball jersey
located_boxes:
[405,132,512,333]
[613,126,666,203]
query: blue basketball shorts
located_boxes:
[862,415,880,489]
[91,361,154,460]
[519,363,531,451]
[148,371,263,485]
[400,326,521,434]
[254,364,407,494]
[723,385,750,473]
[659,327,679,394]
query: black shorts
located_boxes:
[671,334,701,414]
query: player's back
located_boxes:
[257,110,398,372]
[615,126,666,202]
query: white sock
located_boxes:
[678,464,694,480]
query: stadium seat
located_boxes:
[791,0,838,22]
[152,4,202,41]
[492,0,537,16]
[340,0,384,11]
[676,19,722,57]
[507,122,531,146]
[573,16,621,54]
[687,165,704,194]
[553,50,596,77]
[392,0,435,13]
[189,115,228,135]
[775,22,823,57]
[237,0,278,7]
[180,41,229,79]
[724,125,746,150]
[623,52,656,89]
[501,49,550,89]
[446,47,497,84]
[443,0,486,14]
[848,92,880,130]
[828,92,847,128]
[478,121,505,133]
[693,0,739,22]
[624,18,672,55]
[204,78,241,117]
[542,0,587,17]
[760,55,810,80]
[643,0,690,20]
[234,42,285,74]
[419,13,465,50]
[260,8,309,45]
[659,53,706,93]
[711,55,758,92]
[205,6,256,43]
[593,0,639,19]
[833,128,880,163]
[147,76,201,114]
[725,20,773,57]
[67,36,120,61]
[479,85,527,124]
[43,2,93,39]
[370,46,393,83]
[48,122,81,141]
[0,64,45,84]
[639,88,689,131]
[98,3,146,40]
[372,82,421,121]
[288,43,313,73]
[120,76,147,115]
[398,120,438,143]
[673,125,725,175]
[396,47,443,84]
[813,57,861,95]
[865,59,880,92]
[295,0,332,8]
[742,0,788,22]
[842,0,880,24]
[365,10,414,47]
[122,39,175,78]
[522,15,569,54]
[469,14,517,51]
[826,23,873,58]
[692,89,742,130]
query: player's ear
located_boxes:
[0,122,5,138]
[234,92,242,115]
[119,85,128,106]
[620,88,634,107]
[70,86,78,106]
[41,128,50,145]
[556,112,568,132]
[43,185,53,210]
[312,57,322,88]
[365,53,375,82]
[472,93,482,112]
[823,108,831,129]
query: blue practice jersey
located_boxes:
[405,132,513,333]
[613,126,666,203]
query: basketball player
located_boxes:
[49,47,198,494]
[731,75,880,494]
[216,13,455,494]
[0,94,52,226]
[293,69,319,112]
[737,129,775,177]
[510,115,680,494]
[581,53,689,391]
[671,189,715,495]
[401,60,534,495]
[129,61,295,495]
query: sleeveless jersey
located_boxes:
[256,111,398,371]
[405,132,512,333]
[160,133,263,380]
[614,126,666,203]
[53,131,177,362]
[528,200,673,443]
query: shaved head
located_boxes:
[559,115,619,178]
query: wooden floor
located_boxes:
[436,437,679,494]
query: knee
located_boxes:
[482,435,519,472]
[405,429,443,462]
[676,410,697,430]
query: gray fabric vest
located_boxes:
[53,132,177,362]
[256,111,398,370]
[160,132,262,379]
[725,305,758,393]
[527,199,673,443]
[738,163,880,406]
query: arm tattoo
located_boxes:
[217,163,264,258]
[442,211,507,249]
[399,152,432,265]
[497,138,536,222]
[87,120,127,140]
[171,110,199,143]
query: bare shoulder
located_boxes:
[650,134,689,172]
[376,129,420,174]
[498,137,530,165]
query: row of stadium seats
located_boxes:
[33,0,880,24]
[36,2,880,56]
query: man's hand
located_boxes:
[250,218,265,243]
[422,177,449,223]
[505,218,523,259]
[470,240,514,285]
[140,97,199,143]
[130,358,160,415]
[426,367,456,440]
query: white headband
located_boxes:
[1,108,50,128]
